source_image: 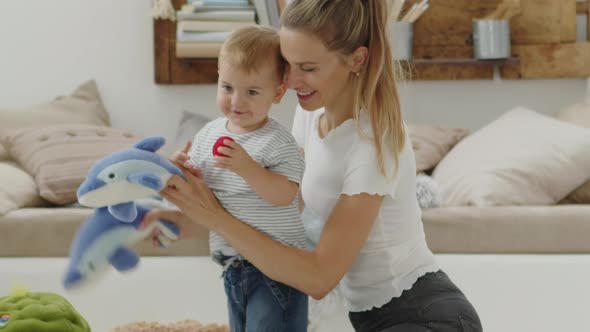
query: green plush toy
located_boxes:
[0,285,90,332]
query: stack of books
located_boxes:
[176,0,257,58]
[175,0,285,58]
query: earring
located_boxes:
[355,71,360,77]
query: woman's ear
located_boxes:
[350,46,369,74]
[273,82,288,104]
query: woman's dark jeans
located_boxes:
[349,270,482,332]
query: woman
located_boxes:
[144,0,482,331]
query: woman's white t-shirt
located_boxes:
[291,105,439,312]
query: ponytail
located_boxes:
[282,0,405,176]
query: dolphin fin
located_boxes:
[108,202,137,222]
[127,172,163,191]
[109,247,139,272]
[63,270,84,289]
[133,136,165,153]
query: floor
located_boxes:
[0,255,589,332]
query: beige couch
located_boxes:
[2,203,590,257]
[1,80,589,258]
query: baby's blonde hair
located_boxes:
[219,25,285,83]
[282,0,404,177]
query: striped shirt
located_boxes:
[188,117,308,261]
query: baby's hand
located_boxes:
[170,141,199,176]
[214,139,258,176]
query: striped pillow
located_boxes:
[1,125,143,205]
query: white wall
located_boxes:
[0,0,588,142]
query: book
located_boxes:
[177,30,231,43]
[177,10,256,22]
[179,20,255,32]
[176,42,223,58]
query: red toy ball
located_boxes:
[213,136,235,157]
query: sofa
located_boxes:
[0,79,589,258]
[0,81,208,258]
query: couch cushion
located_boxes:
[0,80,110,135]
[555,82,590,203]
[432,108,590,206]
[0,162,45,217]
[2,205,587,256]
[409,125,468,173]
[422,205,590,253]
[0,125,143,205]
[0,208,209,257]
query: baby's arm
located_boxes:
[214,139,299,206]
[241,166,299,207]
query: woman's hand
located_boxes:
[161,169,229,229]
[140,208,202,245]
[141,167,229,234]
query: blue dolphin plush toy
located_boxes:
[63,136,184,290]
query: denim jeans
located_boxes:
[349,270,482,332]
[223,258,308,332]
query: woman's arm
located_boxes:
[216,193,383,299]
[155,171,383,299]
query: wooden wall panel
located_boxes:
[154,0,586,83]
[560,0,577,42]
[579,0,590,41]
[510,0,561,44]
[154,19,171,84]
[411,0,576,48]
[411,0,497,47]
[500,42,590,79]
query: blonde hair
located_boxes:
[281,0,405,176]
[219,25,285,83]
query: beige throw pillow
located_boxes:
[0,80,110,136]
[1,125,143,205]
[0,146,8,161]
[559,182,590,204]
[0,161,45,216]
[409,125,468,173]
[432,108,590,206]
[556,79,590,203]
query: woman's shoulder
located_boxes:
[349,122,415,174]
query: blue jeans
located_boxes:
[348,270,482,332]
[222,258,308,332]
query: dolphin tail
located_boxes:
[63,270,84,289]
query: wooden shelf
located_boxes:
[410,57,520,65]
[154,0,590,84]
